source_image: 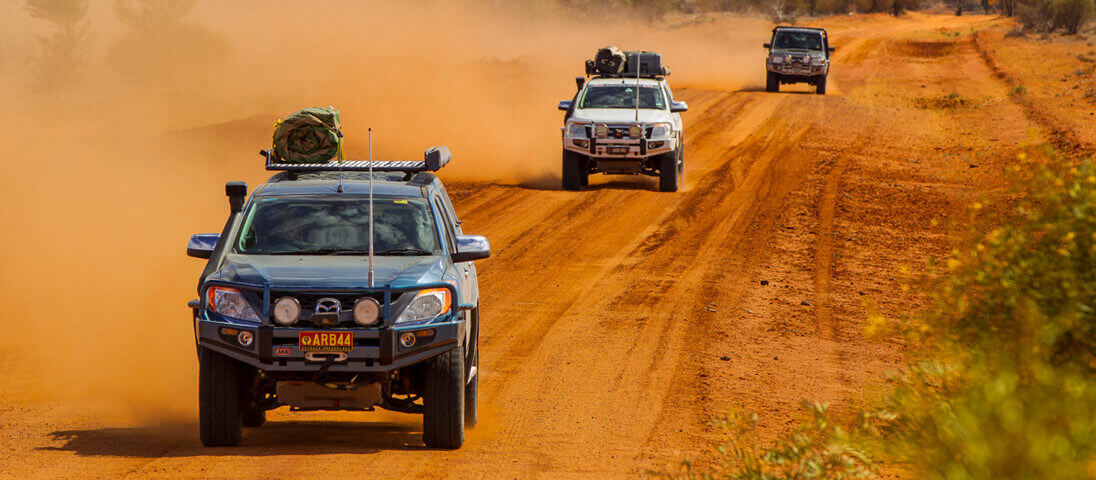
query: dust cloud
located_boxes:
[0,1,766,421]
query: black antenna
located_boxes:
[368,128,375,288]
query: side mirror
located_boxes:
[226,181,247,213]
[451,235,491,263]
[575,76,585,90]
[558,100,572,111]
[187,233,220,259]
[828,46,836,53]
[670,101,689,113]
[763,42,772,49]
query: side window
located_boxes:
[662,84,674,105]
[432,196,457,252]
[434,182,462,231]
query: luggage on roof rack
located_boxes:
[261,146,452,173]
[270,107,345,164]
[584,47,669,78]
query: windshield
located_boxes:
[773,31,823,51]
[236,196,440,255]
[579,85,665,109]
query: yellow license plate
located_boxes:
[298,331,353,352]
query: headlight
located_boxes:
[207,286,260,322]
[769,54,783,64]
[354,297,381,326]
[565,122,587,138]
[396,288,452,324]
[811,57,826,66]
[628,124,642,139]
[272,296,300,325]
[648,122,673,140]
[594,123,608,138]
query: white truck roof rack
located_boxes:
[261,146,451,173]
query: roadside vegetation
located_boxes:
[656,148,1096,479]
[515,0,1094,31]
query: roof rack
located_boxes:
[261,146,451,173]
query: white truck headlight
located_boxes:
[648,123,673,140]
[565,122,587,138]
[769,54,784,64]
[396,288,452,324]
[272,296,300,325]
[207,286,261,322]
[811,56,826,66]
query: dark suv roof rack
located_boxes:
[261,146,451,173]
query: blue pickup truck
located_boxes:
[187,147,489,449]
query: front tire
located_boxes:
[423,346,465,449]
[562,150,587,191]
[199,349,243,447]
[816,75,827,95]
[658,151,680,192]
[766,71,779,93]
[465,307,479,428]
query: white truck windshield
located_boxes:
[236,196,440,255]
[580,85,665,109]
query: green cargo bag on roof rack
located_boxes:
[271,107,344,164]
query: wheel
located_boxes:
[766,71,779,93]
[242,406,266,428]
[816,76,827,95]
[423,346,465,449]
[562,150,587,191]
[658,151,680,192]
[199,349,243,447]
[464,307,479,428]
[676,140,685,179]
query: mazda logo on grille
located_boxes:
[315,298,341,315]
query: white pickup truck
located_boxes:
[558,48,688,192]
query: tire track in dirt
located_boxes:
[972,31,1096,156]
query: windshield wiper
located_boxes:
[268,248,372,255]
[375,248,433,256]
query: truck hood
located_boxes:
[206,254,450,290]
[570,108,671,125]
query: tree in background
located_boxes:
[106,0,229,84]
[24,0,91,92]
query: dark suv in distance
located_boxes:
[764,26,835,94]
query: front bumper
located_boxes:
[195,317,461,373]
[562,136,676,159]
[766,63,828,78]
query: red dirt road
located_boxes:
[0,12,1073,480]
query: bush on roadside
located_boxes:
[880,155,1096,479]
[1018,0,1094,33]
[651,402,880,480]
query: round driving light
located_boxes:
[273,297,300,326]
[354,297,381,326]
[628,124,642,139]
[399,332,417,348]
[237,330,254,347]
[594,123,608,138]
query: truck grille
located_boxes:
[269,291,386,328]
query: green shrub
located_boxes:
[651,402,879,480]
[882,156,1096,479]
